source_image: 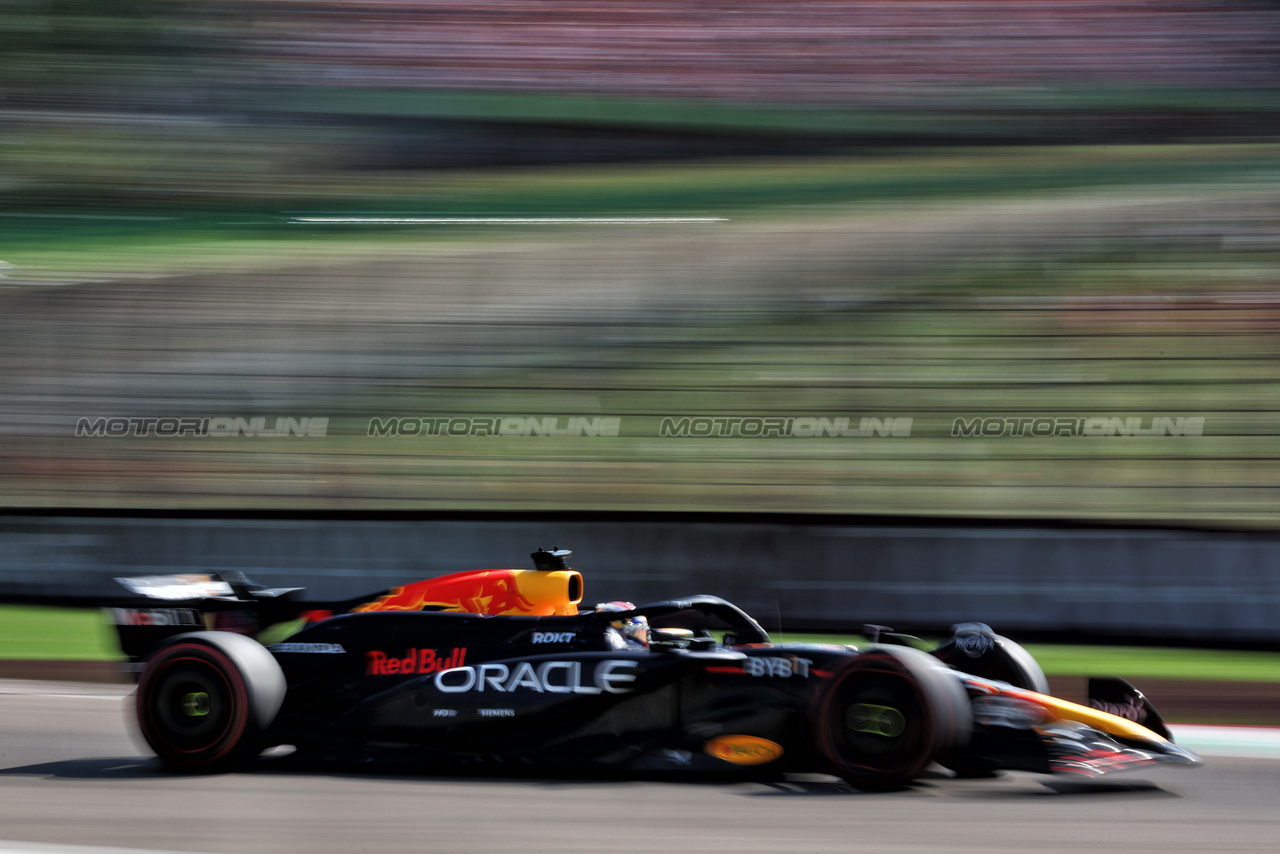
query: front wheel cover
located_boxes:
[810,647,971,789]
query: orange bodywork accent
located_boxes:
[705,735,785,765]
[352,568,582,616]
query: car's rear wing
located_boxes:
[106,571,318,664]
[114,570,304,604]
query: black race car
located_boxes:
[108,548,1200,788]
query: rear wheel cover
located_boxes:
[138,643,252,770]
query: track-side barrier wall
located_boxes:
[2,515,1279,641]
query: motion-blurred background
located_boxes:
[2,0,1279,525]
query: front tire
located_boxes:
[931,623,1049,694]
[810,646,972,790]
[136,632,285,772]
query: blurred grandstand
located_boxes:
[4,0,1280,186]
[244,0,1279,97]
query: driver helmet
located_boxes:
[594,601,648,647]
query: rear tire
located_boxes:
[811,646,972,790]
[136,632,285,772]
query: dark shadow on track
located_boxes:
[745,780,902,797]
[954,778,1180,799]
[0,752,789,791]
[250,761,962,799]
[0,757,161,780]
[0,751,311,781]
[248,760,792,791]
[1040,779,1178,797]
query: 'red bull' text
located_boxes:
[366,648,467,676]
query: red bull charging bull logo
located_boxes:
[351,568,580,616]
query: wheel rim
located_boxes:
[847,702,906,738]
[825,668,929,780]
[139,644,249,766]
[150,658,235,753]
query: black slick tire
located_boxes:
[810,645,972,790]
[136,631,285,773]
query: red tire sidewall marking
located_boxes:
[138,642,251,767]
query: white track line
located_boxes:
[1169,724,1280,758]
[0,844,216,854]
[289,216,728,224]
[0,680,130,698]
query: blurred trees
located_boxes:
[0,0,209,100]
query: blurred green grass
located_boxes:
[4,143,1277,273]
[249,86,1280,132]
[0,606,118,661]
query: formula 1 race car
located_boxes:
[108,549,1200,788]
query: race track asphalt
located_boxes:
[1,680,1278,854]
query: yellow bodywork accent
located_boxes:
[1000,686,1167,744]
[511,570,583,615]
